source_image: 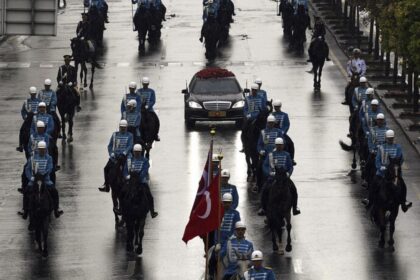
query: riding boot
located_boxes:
[49,187,63,218]
[290,180,301,215]
[145,185,158,218]
[399,177,412,213]
[99,160,111,192]
[20,192,29,219]
[342,84,350,105]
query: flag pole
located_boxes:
[216,149,223,280]
[204,128,215,280]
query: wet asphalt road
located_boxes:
[1,0,420,279]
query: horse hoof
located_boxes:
[89,84,93,89]
[278,249,285,255]
[135,246,143,255]
[388,245,395,253]
[285,244,292,252]
[67,136,73,143]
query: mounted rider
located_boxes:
[363,130,412,212]
[312,15,326,39]
[351,77,369,112]
[22,141,63,219]
[203,0,220,22]
[272,100,296,164]
[99,120,134,192]
[76,13,92,39]
[219,221,254,280]
[244,83,266,121]
[21,87,40,120]
[121,82,142,113]
[254,78,268,105]
[260,137,300,216]
[132,0,166,21]
[31,102,54,136]
[257,115,284,158]
[122,144,158,218]
[137,77,160,141]
[244,250,276,280]
[360,96,382,134]
[87,0,109,23]
[57,55,81,112]
[37,79,59,123]
[121,99,142,143]
[367,113,388,154]
[27,121,50,158]
[221,169,239,210]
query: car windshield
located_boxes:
[192,78,240,94]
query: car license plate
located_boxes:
[208,111,226,117]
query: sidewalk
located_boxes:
[309,0,420,156]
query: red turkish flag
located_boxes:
[182,175,222,244]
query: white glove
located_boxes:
[30,176,35,182]
[214,244,221,252]
[246,114,251,119]
[286,172,290,178]
[366,132,370,135]
[126,175,130,180]
[380,166,387,171]
[259,150,265,156]
[270,171,275,176]
[123,151,127,156]
[145,105,149,109]
[68,82,73,87]
[59,81,63,86]
[110,153,115,158]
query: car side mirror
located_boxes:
[181,89,188,94]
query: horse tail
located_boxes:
[339,140,353,151]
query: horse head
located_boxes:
[385,157,402,186]
[274,166,289,185]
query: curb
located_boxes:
[309,0,420,157]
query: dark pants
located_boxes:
[103,159,113,186]
[49,140,59,167]
[223,275,234,280]
[261,178,298,211]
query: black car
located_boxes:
[182,68,245,128]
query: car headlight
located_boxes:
[232,100,245,108]
[188,101,202,109]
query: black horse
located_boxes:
[16,112,35,157]
[87,5,106,48]
[140,106,160,159]
[290,5,310,54]
[266,167,293,253]
[70,37,100,89]
[133,5,165,51]
[200,15,221,60]
[344,73,360,113]
[279,0,294,39]
[28,176,53,258]
[308,37,329,90]
[370,159,402,251]
[56,84,78,143]
[217,0,234,44]
[121,173,149,255]
[106,155,126,228]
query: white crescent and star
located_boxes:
[198,191,212,219]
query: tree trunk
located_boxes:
[368,17,374,54]
[385,51,391,77]
[414,72,419,113]
[374,21,380,60]
[401,57,407,86]
[356,5,360,48]
[392,52,398,84]
[407,64,413,103]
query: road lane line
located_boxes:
[117,62,130,67]
[293,259,304,274]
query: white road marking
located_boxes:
[0,63,8,68]
[8,62,30,68]
[168,62,182,66]
[40,64,54,68]
[293,259,303,274]
[117,62,130,67]
[126,260,136,275]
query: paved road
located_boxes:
[1,0,420,279]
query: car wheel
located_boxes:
[235,119,244,129]
[186,119,195,129]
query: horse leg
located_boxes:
[126,218,134,252]
[67,115,74,143]
[318,62,324,89]
[35,224,42,254]
[135,218,146,255]
[134,219,140,246]
[82,62,88,88]
[271,225,279,251]
[61,115,67,141]
[111,190,120,229]
[89,65,95,89]
[42,217,49,257]
[388,211,397,252]
[285,214,292,252]
[313,64,318,89]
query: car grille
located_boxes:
[202,101,232,111]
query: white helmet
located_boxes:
[254,78,262,85]
[235,221,246,229]
[221,169,230,178]
[371,99,379,106]
[38,102,46,108]
[127,99,137,107]
[129,82,137,89]
[133,144,142,152]
[376,113,385,120]
[267,115,276,122]
[251,250,263,261]
[29,86,37,94]
[353,48,361,54]
[366,88,374,95]
[275,137,284,145]
[44,79,52,86]
[386,129,395,138]
[142,77,150,84]
[251,83,259,90]
[273,100,282,107]
[359,77,367,83]
[37,141,47,149]
[36,121,45,128]
[119,120,128,127]
[222,193,233,202]
[212,154,220,162]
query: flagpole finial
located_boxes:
[210,127,216,137]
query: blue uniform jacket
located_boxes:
[121,93,142,114]
[258,89,268,105]
[257,127,284,154]
[21,97,40,120]
[272,111,290,134]
[244,95,265,120]
[244,266,276,280]
[25,154,54,186]
[221,183,239,210]
[121,110,141,129]
[367,125,388,153]
[352,87,368,110]
[263,150,293,177]
[31,113,54,136]
[123,155,150,183]
[137,88,156,111]
[220,237,254,276]
[28,132,50,155]
[215,208,241,245]
[37,89,57,112]
[360,106,382,134]
[107,131,133,158]
[375,143,403,177]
